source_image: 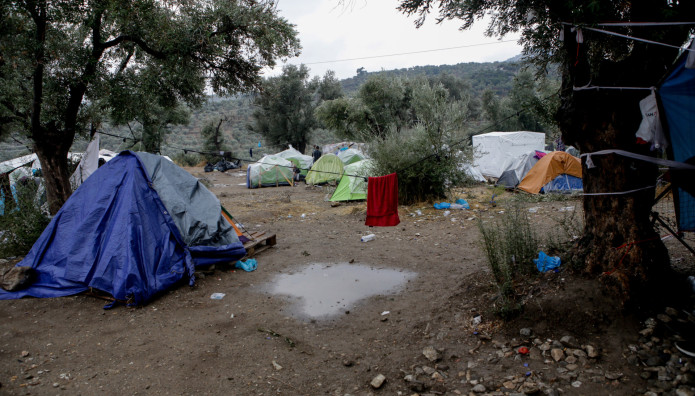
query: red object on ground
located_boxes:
[518,346,529,355]
[365,173,400,227]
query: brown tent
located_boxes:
[517,151,582,194]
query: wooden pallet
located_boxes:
[243,231,277,257]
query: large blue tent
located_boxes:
[0,151,246,305]
[659,53,695,231]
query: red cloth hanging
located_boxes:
[365,173,400,227]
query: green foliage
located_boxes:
[172,152,203,167]
[477,203,540,320]
[201,118,231,162]
[0,179,50,257]
[0,0,300,211]
[249,65,341,154]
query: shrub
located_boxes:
[367,127,475,204]
[0,178,50,257]
[477,202,540,320]
[172,152,203,167]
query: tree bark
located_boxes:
[558,26,670,306]
[33,128,74,215]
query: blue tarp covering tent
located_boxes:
[0,151,246,305]
[659,52,695,231]
[542,174,583,194]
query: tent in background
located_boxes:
[246,155,294,188]
[275,146,313,175]
[472,131,546,178]
[306,154,344,185]
[0,151,246,305]
[337,148,366,166]
[330,159,374,202]
[496,151,543,189]
[518,151,582,194]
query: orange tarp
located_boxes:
[517,151,582,194]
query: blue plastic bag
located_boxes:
[534,251,561,272]
[235,258,258,272]
[455,199,470,209]
[433,202,451,209]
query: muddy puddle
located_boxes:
[268,263,416,320]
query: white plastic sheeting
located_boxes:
[472,132,546,178]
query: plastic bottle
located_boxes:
[361,234,376,242]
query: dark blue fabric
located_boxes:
[659,56,695,231]
[542,174,583,194]
[0,151,244,305]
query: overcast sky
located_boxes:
[264,0,523,80]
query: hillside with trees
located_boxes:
[0,56,551,164]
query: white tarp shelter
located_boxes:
[472,131,546,178]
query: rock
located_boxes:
[520,328,533,337]
[605,371,623,380]
[546,388,560,396]
[646,356,663,367]
[52,383,59,388]
[640,328,655,337]
[432,371,444,380]
[675,387,695,396]
[565,356,577,364]
[665,307,679,316]
[566,364,579,371]
[408,380,427,393]
[585,345,599,358]
[658,314,672,323]
[571,381,582,388]
[503,380,516,390]
[422,366,436,375]
[641,371,652,380]
[551,348,565,362]
[0,267,36,291]
[370,374,386,389]
[539,342,551,352]
[423,346,441,362]
[645,318,657,328]
[573,349,587,358]
[20,351,29,358]
[271,360,282,371]
[560,336,579,348]
[342,360,354,367]
[472,384,486,393]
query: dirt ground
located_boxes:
[1,166,694,396]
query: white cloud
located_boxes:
[265,0,522,79]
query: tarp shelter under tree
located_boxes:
[0,151,246,305]
[472,131,546,178]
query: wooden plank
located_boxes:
[243,232,277,258]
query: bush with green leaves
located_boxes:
[172,152,203,167]
[0,178,50,258]
[477,203,540,320]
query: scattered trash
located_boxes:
[455,198,470,209]
[210,293,226,300]
[415,209,423,216]
[528,207,540,213]
[361,234,376,242]
[433,202,450,210]
[235,258,258,272]
[518,347,529,355]
[443,210,451,217]
[559,206,575,212]
[272,360,283,371]
[534,251,561,272]
[381,311,390,316]
[472,315,482,326]
[230,314,235,318]
[301,213,306,218]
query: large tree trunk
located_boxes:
[33,129,74,215]
[558,26,671,306]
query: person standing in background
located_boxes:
[312,145,322,163]
[249,147,253,158]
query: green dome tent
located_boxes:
[246,155,294,188]
[330,159,374,202]
[336,148,366,166]
[305,153,344,185]
[275,146,312,176]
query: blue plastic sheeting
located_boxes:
[542,174,583,194]
[0,151,246,305]
[659,55,695,231]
